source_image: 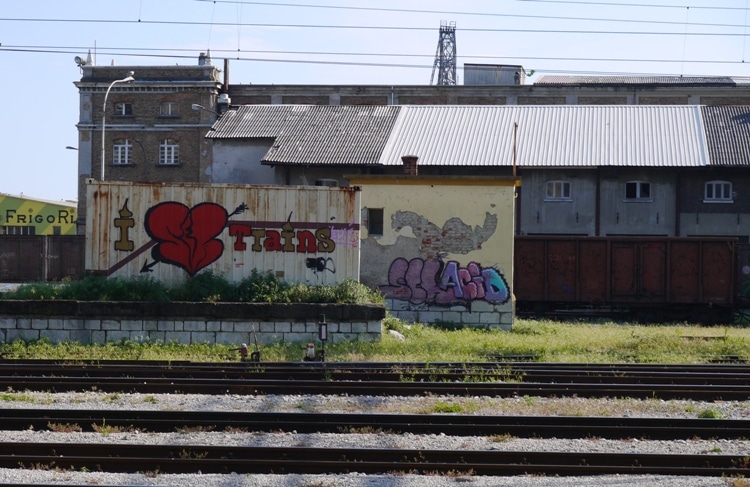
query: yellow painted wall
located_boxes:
[0,194,77,235]
[349,175,519,327]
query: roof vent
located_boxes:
[315,179,339,187]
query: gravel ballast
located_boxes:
[0,391,747,486]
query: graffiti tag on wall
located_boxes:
[113,200,357,277]
[381,257,510,307]
[392,211,498,258]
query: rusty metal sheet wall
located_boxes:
[47,236,85,281]
[669,241,700,302]
[86,181,360,286]
[611,240,667,303]
[736,244,750,306]
[696,240,734,304]
[577,239,608,304]
[513,238,546,301]
[545,240,578,302]
[516,236,736,307]
[0,236,43,281]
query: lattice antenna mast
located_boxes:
[430,21,457,85]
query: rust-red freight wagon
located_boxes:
[514,236,737,324]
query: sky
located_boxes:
[1,0,749,202]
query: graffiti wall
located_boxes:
[348,175,519,329]
[86,181,360,285]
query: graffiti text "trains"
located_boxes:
[228,222,335,253]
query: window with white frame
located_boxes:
[625,181,651,201]
[545,180,571,201]
[704,180,733,202]
[112,139,132,165]
[113,102,133,116]
[159,139,179,165]
[159,101,179,117]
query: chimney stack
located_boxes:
[401,155,419,175]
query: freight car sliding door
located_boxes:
[610,241,666,302]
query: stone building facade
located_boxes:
[72,58,223,233]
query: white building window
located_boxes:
[160,101,179,117]
[704,180,732,202]
[545,180,571,201]
[114,102,133,116]
[159,139,179,165]
[625,181,651,201]
[113,139,132,165]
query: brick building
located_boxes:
[72,55,223,233]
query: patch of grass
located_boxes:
[698,407,724,419]
[175,425,216,433]
[3,317,750,364]
[432,401,464,413]
[47,422,82,433]
[0,391,35,403]
[91,419,132,436]
[489,433,515,442]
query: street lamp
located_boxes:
[101,71,134,181]
[192,103,220,117]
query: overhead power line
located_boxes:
[0,17,747,37]
[1,44,746,78]
[195,0,747,14]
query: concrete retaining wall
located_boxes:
[0,301,385,345]
[386,299,512,331]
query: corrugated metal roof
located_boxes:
[378,105,708,168]
[207,105,400,165]
[535,75,736,86]
[701,106,750,167]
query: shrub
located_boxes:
[0,272,381,305]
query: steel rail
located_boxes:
[1,442,749,476]
[0,376,748,400]
[3,361,750,399]
[5,360,750,380]
[4,409,750,440]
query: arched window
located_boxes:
[159,139,179,165]
[112,139,132,165]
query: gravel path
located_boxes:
[0,391,747,486]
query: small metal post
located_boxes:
[318,314,328,362]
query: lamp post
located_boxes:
[191,103,220,118]
[101,71,134,181]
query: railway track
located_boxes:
[3,409,750,440]
[2,442,750,477]
[1,360,750,400]
[2,362,749,480]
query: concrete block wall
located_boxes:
[0,301,385,345]
[386,299,512,331]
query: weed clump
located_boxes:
[0,270,383,305]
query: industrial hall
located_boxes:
[73,56,750,243]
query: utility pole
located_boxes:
[430,21,457,86]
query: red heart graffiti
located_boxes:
[145,202,228,276]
